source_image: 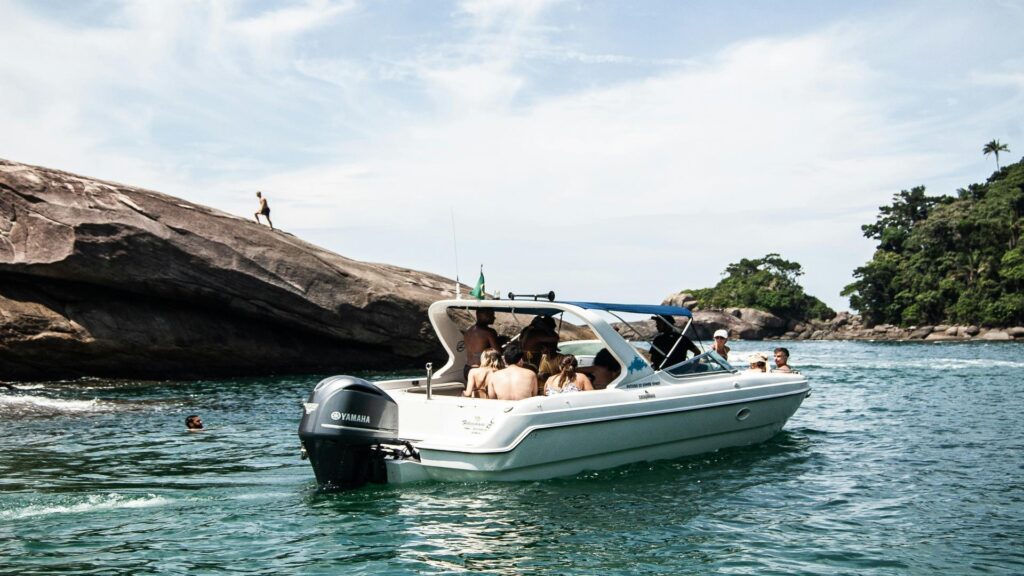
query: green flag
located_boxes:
[469,267,485,300]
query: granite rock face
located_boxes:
[691,310,765,340]
[0,159,464,380]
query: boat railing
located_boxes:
[425,362,433,399]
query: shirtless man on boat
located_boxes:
[519,316,559,366]
[487,344,538,400]
[463,309,499,381]
[773,347,794,372]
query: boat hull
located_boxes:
[386,387,808,483]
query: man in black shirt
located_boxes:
[650,314,700,370]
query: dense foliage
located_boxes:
[688,254,835,321]
[842,157,1024,327]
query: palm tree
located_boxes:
[983,140,1010,169]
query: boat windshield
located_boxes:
[558,339,650,357]
[663,351,736,378]
[556,340,605,357]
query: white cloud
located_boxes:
[457,0,565,30]
[231,0,354,39]
[420,62,526,110]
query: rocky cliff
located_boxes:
[0,159,464,380]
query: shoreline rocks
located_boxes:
[663,292,1024,343]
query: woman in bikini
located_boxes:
[464,349,503,398]
[544,355,594,395]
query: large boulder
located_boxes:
[907,326,934,340]
[662,292,700,310]
[0,159,465,380]
[728,307,785,330]
[691,310,763,340]
[830,311,851,328]
[926,331,963,341]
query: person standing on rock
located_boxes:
[254,191,273,230]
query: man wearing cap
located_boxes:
[711,329,731,360]
[650,314,701,369]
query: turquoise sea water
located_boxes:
[2,341,1023,575]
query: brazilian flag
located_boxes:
[469,267,485,300]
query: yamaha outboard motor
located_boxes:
[298,376,400,490]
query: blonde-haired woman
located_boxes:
[544,355,594,395]
[464,349,503,398]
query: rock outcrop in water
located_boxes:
[0,159,466,380]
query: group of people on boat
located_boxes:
[461,309,623,400]
[460,308,796,400]
[464,343,628,400]
[744,347,794,373]
[463,343,604,400]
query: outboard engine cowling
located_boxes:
[298,376,400,490]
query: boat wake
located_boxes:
[0,394,112,418]
[0,493,171,521]
[799,357,1024,371]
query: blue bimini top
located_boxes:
[560,301,693,318]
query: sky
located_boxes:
[2,0,1023,312]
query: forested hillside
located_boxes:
[842,157,1024,327]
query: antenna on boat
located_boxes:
[450,207,461,299]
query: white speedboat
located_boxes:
[298,298,811,489]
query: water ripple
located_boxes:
[2,343,1023,574]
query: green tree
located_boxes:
[983,140,1010,169]
[687,254,834,321]
[859,186,947,253]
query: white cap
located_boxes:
[713,329,729,339]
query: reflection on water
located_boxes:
[2,344,1023,574]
